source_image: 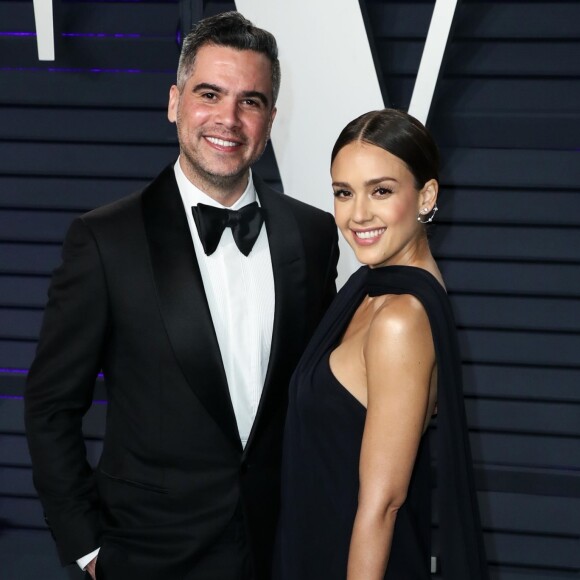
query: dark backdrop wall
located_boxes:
[0,1,578,578]
[365,1,580,577]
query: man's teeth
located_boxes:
[206,136,238,147]
[355,228,385,239]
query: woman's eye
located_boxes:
[374,187,393,196]
[333,189,351,198]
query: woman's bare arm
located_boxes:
[347,294,436,580]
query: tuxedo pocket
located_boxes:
[99,468,168,494]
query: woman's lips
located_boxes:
[351,227,386,245]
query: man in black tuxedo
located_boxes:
[25,12,338,580]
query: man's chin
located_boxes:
[202,168,249,188]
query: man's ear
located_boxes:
[267,107,277,139]
[168,85,180,123]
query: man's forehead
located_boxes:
[186,46,273,95]
[189,45,271,75]
[196,43,269,63]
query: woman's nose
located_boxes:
[351,195,372,223]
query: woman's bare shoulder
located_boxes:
[367,293,430,341]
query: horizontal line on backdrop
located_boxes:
[468,426,580,439]
[0,138,178,147]
[0,172,154,182]
[456,325,580,336]
[471,457,580,473]
[485,559,580,574]
[0,239,62,246]
[442,183,580,192]
[0,305,44,312]
[0,103,168,113]
[462,360,580,372]
[436,220,580,230]
[1,367,105,379]
[437,256,580,267]
[465,393,580,405]
[0,32,144,38]
[0,394,107,404]
[0,67,174,74]
[449,290,580,300]
[0,173,160,182]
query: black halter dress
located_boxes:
[273,265,488,579]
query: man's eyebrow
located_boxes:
[192,82,223,94]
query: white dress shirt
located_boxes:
[77,160,275,571]
[174,159,275,446]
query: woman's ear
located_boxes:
[418,179,439,212]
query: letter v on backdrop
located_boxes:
[235,0,458,285]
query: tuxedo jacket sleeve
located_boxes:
[24,166,339,571]
[25,216,109,561]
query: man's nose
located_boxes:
[215,99,241,129]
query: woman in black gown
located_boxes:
[273,110,488,579]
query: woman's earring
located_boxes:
[417,204,438,224]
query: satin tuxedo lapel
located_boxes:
[141,165,242,451]
[244,177,307,453]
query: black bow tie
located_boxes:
[191,202,264,257]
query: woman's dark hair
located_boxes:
[331,109,439,189]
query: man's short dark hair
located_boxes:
[177,11,281,106]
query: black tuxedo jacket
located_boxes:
[25,165,339,579]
